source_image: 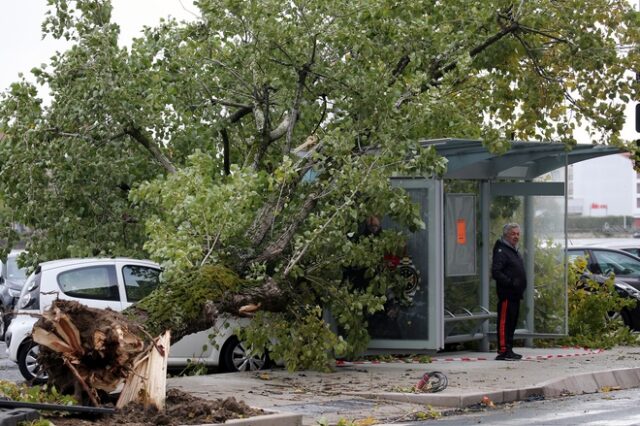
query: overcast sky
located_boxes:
[0,1,198,93]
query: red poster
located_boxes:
[456,219,466,245]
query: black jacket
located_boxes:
[491,239,527,301]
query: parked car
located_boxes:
[568,238,640,258]
[567,246,640,290]
[578,271,640,330]
[5,258,269,383]
[567,247,640,330]
[0,250,28,338]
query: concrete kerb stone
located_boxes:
[612,368,640,388]
[592,370,623,389]
[538,369,620,398]
[347,368,640,410]
[516,386,545,401]
[346,390,504,409]
[185,411,303,426]
[342,392,463,408]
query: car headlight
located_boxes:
[617,282,640,299]
[19,292,38,310]
[25,280,38,293]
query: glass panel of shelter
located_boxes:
[373,185,430,341]
[488,176,568,338]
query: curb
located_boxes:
[345,367,640,409]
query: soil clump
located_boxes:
[42,389,264,425]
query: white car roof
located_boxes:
[38,257,160,271]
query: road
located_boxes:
[0,341,26,383]
[409,388,640,425]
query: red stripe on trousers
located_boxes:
[499,300,508,354]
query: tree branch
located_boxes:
[388,54,410,87]
[518,25,569,44]
[269,113,292,141]
[220,128,231,176]
[124,125,176,174]
[283,150,383,277]
[210,97,253,109]
[395,19,522,108]
[218,105,253,176]
[252,195,318,266]
[243,154,316,250]
[228,105,254,123]
[284,36,317,152]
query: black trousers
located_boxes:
[496,298,520,354]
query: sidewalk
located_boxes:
[167,346,640,425]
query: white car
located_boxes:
[5,258,268,382]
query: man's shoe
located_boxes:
[495,352,519,361]
[509,351,523,360]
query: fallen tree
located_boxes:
[0,0,639,377]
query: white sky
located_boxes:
[0,1,198,93]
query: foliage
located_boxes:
[240,307,344,371]
[0,380,76,425]
[130,153,267,275]
[0,0,639,367]
[560,257,639,348]
[132,264,244,336]
[317,417,378,426]
[414,407,442,420]
[532,239,567,334]
[0,380,76,405]
[21,421,54,426]
[172,359,209,377]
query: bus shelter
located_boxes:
[367,138,623,353]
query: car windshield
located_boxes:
[7,257,27,280]
[593,250,640,277]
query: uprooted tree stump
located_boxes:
[32,299,169,409]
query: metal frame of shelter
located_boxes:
[367,138,624,353]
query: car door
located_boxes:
[51,263,124,311]
[119,262,161,309]
[588,249,640,290]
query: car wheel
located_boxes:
[17,339,47,384]
[221,336,269,372]
[620,308,639,331]
[607,310,622,323]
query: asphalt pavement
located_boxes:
[0,342,26,384]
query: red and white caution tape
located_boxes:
[335,347,605,366]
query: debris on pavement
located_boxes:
[414,371,448,393]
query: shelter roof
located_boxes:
[420,138,625,180]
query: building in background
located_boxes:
[568,153,637,225]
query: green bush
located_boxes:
[560,257,639,348]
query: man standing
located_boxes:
[491,223,527,361]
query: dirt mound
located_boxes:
[44,389,264,425]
